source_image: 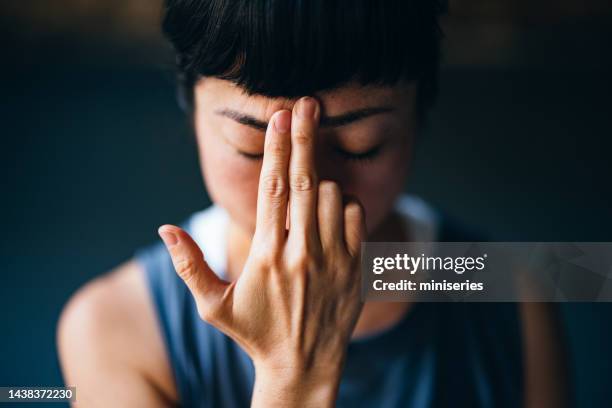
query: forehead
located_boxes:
[195,77,416,119]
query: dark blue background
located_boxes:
[1,12,611,408]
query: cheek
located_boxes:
[198,131,261,234]
[196,117,412,238]
[340,148,411,236]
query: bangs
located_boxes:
[163,0,444,112]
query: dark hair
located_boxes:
[162,0,445,122]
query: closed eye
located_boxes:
[236,150,264,160]
[333,144,384,162]
[236,144,385,162]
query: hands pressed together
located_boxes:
[158,97,366,407]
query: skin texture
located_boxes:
[160,98,366,406]
[194,78,415,240]
[57,78,570,407]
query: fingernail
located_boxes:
[298,97,318,119]
[158,228,178,247]
[274,110,291,133]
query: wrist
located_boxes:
[251,361,344,408]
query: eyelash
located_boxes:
[237,151,264,160]
[238,145,383,163]
[333,145,383,163]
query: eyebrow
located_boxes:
[214,106,394,131]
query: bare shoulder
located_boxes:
[57,259,177,407]
[519,302,572,408]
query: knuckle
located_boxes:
[287,253,309,273]
[253,228,282,252]
[290,171,314,192]
[330,253,349,272]
[174,257,196,281]
[310,254,324,271]
[286,243,323,272]
[258,253,280,270]
[261,173,287,198]
[266,138,285,157]
[252,244,282,269]
[196,300,221,323]
[196,302,212,321]
[293,130,311,146]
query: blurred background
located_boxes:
[1,0,611,406]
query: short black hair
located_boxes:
[162,0,445,122]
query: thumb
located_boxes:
[158,224,229,321]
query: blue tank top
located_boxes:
[134,194,523,407]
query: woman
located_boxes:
[57,0,570,406]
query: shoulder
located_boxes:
[57,259,178,406]
[57,260,156,363]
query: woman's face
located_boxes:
[193,77,417,238]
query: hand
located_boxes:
[158,97,366,406]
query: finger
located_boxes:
[158,224,229,319]
[317,180,344,254]
[343,196,367,258]
[288,96,320,243]
[254,110,292,248]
